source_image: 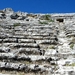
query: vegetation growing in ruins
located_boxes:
[70,43,74,49]
[39,20,48,24]
[39,14,54,23]
[43,15,54,22]
[13,23,21,27]
[44,15,51,20]
[65,63,75,66]
[48,19,54,22]
[48,45,56,49]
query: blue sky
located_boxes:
[0,0,75,13]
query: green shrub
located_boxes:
[49,19,54,22]
[48,45,55,49]
[44,15,51,20]
[39,20,48,24]
[70,63,75,66]
[44,15,54,21]
[66,63,75,66]
[13,23,20,27]
[40,14,54,21]
[70,43,74,49]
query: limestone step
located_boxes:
[0,61,51,73]
[3,38,17,43]
[0,53,50,63]
[11,35,25,39]
[1,43,39,48]
[11,48,40,55]
[29,25,54,28]
[18,39,35,43]
[0,47,10,52]
[36,40,58,44]
[26,36,56,40]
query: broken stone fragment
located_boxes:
[10,13,19,19]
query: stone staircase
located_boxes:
[0,8,75,75]
[0,22,75,75]
[0,23,59,75]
